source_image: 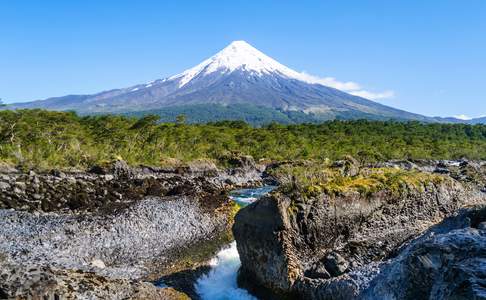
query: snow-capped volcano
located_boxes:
[7,40,433,122]
[169,40,308,88]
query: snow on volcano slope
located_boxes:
[168,40,309,88]
[6,40,433,122]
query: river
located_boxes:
[194,186,276,300]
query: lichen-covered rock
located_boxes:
[0,263,190,300]
[332,155,360,177]
[0,158,264,299]
[0,196,235,297]
[233,163,486,299]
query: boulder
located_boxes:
[363,205,486,300]
[0,182,10,190]
[90,259,106,269]
[0,263,190,300]
[228,155,257,170]
[233,173,486,299]
[323,253,348,277]
[331,156,360,177]
[89,160,133,178]
[50,169,66,178]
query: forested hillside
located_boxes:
[122,104,410,126]
[1,109,486,169]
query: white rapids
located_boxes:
[194,185,276,300]
[195,241,257,300]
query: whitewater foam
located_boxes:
[195,241,257,300]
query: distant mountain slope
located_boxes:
[435,116,486,124]
[467,116,486,124]
[8,41,437,122]
[121,104,436,126]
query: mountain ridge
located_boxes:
[5,40,475,123]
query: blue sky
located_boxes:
[1,1,485,118]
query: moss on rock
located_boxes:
[268,160,448,200]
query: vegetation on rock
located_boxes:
[268,159,447,198]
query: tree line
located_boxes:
[1,109,486,169]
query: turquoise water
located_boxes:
[195,185,276,300]
[229,185,277,206]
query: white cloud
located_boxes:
[299,71,394,101]
[349,90,395,100]
[452,114,486,120]
[299,72,362,91]
[453,114,472,120]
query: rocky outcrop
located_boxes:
[375,159,486,189]
[233,161,486,299]
[0,196,235,281]
[0,262,190,300]
[0,159,264,299]
[0,159,264,213]
[361,205,486,300]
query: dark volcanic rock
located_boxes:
[323,253,349,277]
[157,265,211,299]
[0,158,264,299]
[0,262,189,300]
[0,159,264,213]
[233,167,486,299]
[363,205,486,300]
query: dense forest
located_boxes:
[1,109,486,169]
[122,103,402,126]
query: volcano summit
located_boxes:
[8,41,432,122]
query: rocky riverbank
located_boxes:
[0,157,263,213]
[0,157,264,299]
[3,157,486,299]
[233,159,486,299]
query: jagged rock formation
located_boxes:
[0,157,263,213]
[0,263,189,300]
[0,158,263,299]
[233,160,486,299]
[362,205,486,300]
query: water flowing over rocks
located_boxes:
[0,158,263,299]
[233,160,486,299]
[3,158,486,299]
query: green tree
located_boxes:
[176,114,187,125]
[1,109,486,169]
